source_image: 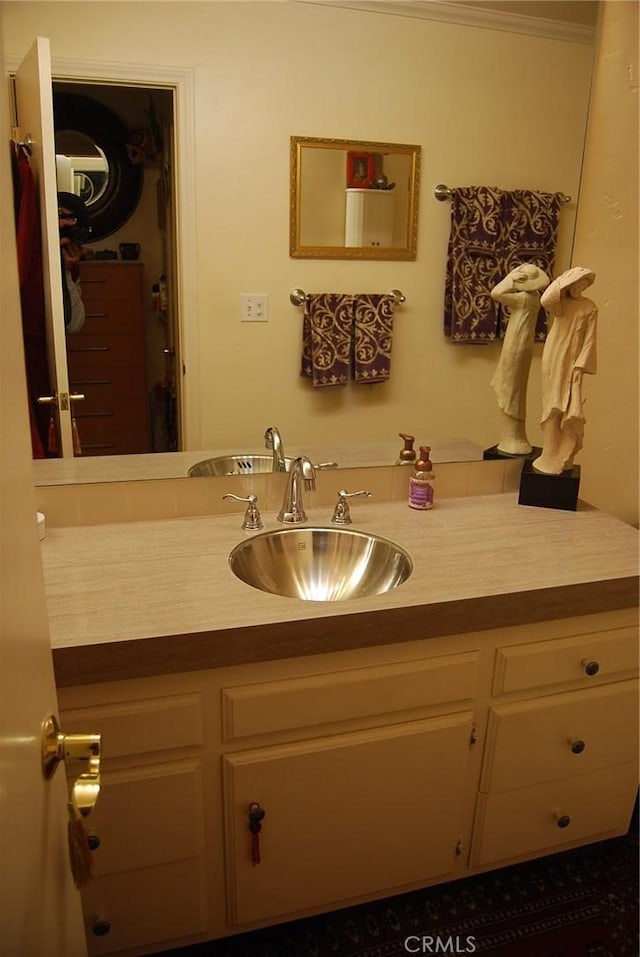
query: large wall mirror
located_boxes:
[290,136,420,261]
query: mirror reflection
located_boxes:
[290,136,420,260]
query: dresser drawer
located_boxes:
[79,299,145,335]
[67,333,146,369]
[480,679,638,792]
[68,365,148,404]
[79,261,144,301]
[222,652,479,741]
[472,762,637,867]
[61,693,204,758]
[493,625,638,695]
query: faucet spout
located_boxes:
[264,426,287,472]
[277,456,316,523]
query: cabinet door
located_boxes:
[223,713,473,925]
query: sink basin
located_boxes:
[228,526,413,601]
[188,454,294,477]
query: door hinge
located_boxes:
[469,723,479,747]
[455,839,463,856]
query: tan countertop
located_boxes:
[43,493,638,687]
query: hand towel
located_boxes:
[444,186,563,343]
[353,293,395,383]
[501,190,562,341]
[300,293,352,388]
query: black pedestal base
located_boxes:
[518,460,581,511]
[483,445,542,461]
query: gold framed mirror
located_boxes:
[290,136,420,260]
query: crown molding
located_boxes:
[293,0,596,44]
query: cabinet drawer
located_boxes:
[480,680,638,792]
[67,333,146,369]
[61,693,204,758]
[89,760,204,874]
[472,762,637,867]
[493,625,638,695]
[79,299,145,335]
[82,858,207,956]
[222,652,478,740]
[79,262,143,301]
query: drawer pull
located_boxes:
[82,278,107,284]
[92,919,111,937]
[569,738,586,754]
[582,659,600,677]
[69,346,110,353]
[86,312,109,318]
[87,833,101,851]
[554,812,571,829]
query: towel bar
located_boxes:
[290,288,406,306]
[433,183,571,204]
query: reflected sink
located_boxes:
[228,526,413,601]
[188,454,295,477]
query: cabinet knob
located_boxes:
[554,813,571,829]
[87,833,101,851]
[582,658,600,677]
[569,738,585,754]
[92,920,111,937]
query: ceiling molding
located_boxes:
[293,1,596,44]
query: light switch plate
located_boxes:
[240,294,268,322]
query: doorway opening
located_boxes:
[52,78,181,455]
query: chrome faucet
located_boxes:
[264,426,287,472]
[277,456,316,523]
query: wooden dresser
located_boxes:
[69,261,150,455]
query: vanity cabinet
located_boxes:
[68,262,150,456]
[56,607,638,956]
[221,652,479,926]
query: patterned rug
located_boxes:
[160,836,639,957]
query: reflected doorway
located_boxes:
[52,79,180,456]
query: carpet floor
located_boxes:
[156,834,638,957]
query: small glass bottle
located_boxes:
[408,446,435,510]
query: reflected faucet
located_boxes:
[264,426,287,472]
[278,456,316,524]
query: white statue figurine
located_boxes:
[490,263,550,455]
[532,266,597,475]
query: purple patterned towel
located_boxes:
[444,186,562,343]
[353,293,395,383]
[300,293,352,388]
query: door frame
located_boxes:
[6,52,202,451]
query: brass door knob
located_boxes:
[41,714,101,817]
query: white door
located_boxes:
[13,36,74,456]
[0,41,88,957]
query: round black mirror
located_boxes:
[53,92,143,241]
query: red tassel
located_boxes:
[47,412,58,454]
[71,416,82,455]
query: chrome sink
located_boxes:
[228,526,413,601]
[188,454,295,477]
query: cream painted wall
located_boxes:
[2,3,593,461]
[572,0,639,527]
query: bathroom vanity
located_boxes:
[46,494,638,956]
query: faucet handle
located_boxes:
[222,493,263,531]
[331,489,373,525]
